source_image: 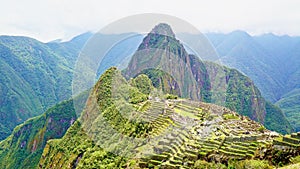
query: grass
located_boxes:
[174,108,199,119]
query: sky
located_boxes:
[1,0,300,42]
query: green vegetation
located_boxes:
[38,66,300,169]
[223,113,239,120]
[137,68,181,96]
[290,155,300,164]
[276,89,300,131]
[0,99,76,169]
[194,160,226,169]
[258,126,266,133]
[138,101,151,112]
[1,23,298,168]
[205,62,293,134]
[265,101,293,134]
[164,93,178,99]
[131,74,153,95]
[225,69,259,122]
[0,87,88,169]
[0,35,85,140]
[228,159,273,169]
[129,87,148,104]
[39,121,127,169]
[207,32,300,132]
[124,23,292,134]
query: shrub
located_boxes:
[164,94,178,99]
[132,74,153,95]
[194,160,226,169]
[228,159,273,169]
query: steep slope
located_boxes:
[276,89,300,131]
[213,31,284,102]
[206,32,300,131]
[0,34,87,140]
[39,67,300,169]
[46,32,93,66]
[0,91,88,169]
[0,100,75,169]
[0,44,42,138]
[123,24,201,101]
[206,62,292,134]
[253,34,300,106]
[39,67,147,168]
[253,33,300,78]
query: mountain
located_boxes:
[0,91,88,169]
[0,33,91,140]
[36,24,299,168]
[67,28,296,133]
[38,67,300,169]
[0,24,299,168]
[1,24,298,168]
[123,24,201,101]
[123,23,292,134]
[63,31,300,133]
[206,32,300,131]
[207,31,284,102]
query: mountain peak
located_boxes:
[150,23,175,38]
[229,30,251,39]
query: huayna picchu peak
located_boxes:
[125,23,292,134]
[150,23,176,38]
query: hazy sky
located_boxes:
[1,0,300,42]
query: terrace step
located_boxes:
[283,136,300,144]
[219,149,246,158]
[149,159,163,166]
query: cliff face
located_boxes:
[124,23,200,101]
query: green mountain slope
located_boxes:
[0,91,88,169]
[276,89,300,131]
[0,100,75,169]
[206,62,292,134]
[206,32,300,131]
[0,43,43,138]
[0,34,89,140]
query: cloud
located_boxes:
[1,0,300,42]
